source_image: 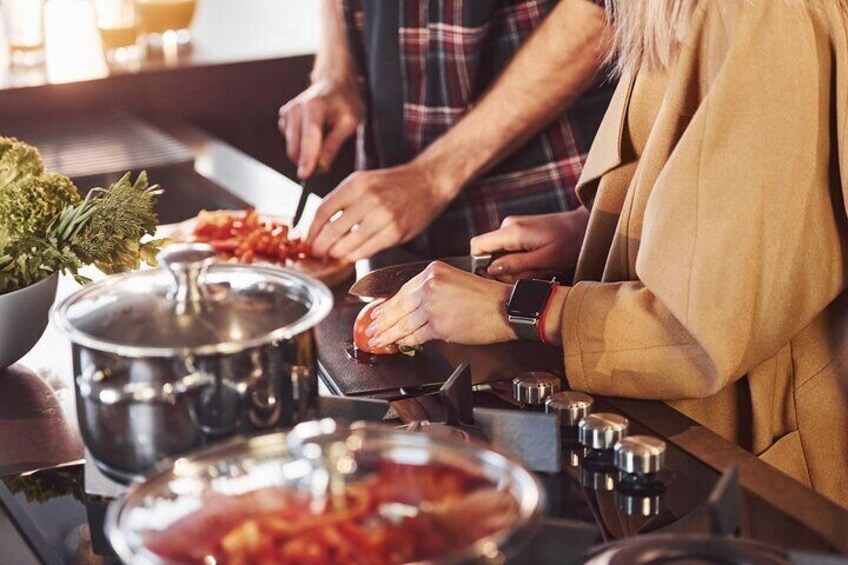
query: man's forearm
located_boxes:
[312,0,357,85]
[418,0,610,199]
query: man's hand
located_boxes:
[471,209,589,283]
[306,161,457,261]
[366,261,516,348]
[278,79,363,179]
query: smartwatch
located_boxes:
[506,279,557,342]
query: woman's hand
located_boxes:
[471,208,589,283]
[366,261,516,348]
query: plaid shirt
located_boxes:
[342,0,614,258]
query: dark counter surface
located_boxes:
[0,123,847,562]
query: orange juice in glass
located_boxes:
[134,0,197,49]
[93,0,140,63]
[1,0,46,66]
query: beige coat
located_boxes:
[564,0,848,508]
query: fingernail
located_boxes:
[368,338,382,348]
[365,323,377,337]
[488,264,504,275]
[371,307,381,319]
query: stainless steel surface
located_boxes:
[579,466,617,492]
[348,254,496,298]
[545,391,594,427]
[0,273,58,369]
[614,436,666,475]
[53,247,333,481]
[512,372,561,406]
[107,421,545,565]
[616,489,665,518]
[54,242,332,357]
[578,413,630,451]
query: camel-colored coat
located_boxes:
[565,0,848,507]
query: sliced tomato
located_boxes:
[208,239,239,252]
[353,300,399,355]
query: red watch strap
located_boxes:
[537,281,559,344]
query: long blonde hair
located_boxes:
[605,0,698,74]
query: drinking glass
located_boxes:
[93,0,140,64]
[1,0,46,67]
[134,0,198,51]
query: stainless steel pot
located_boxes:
[52,243,333,483]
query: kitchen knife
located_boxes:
[349,252,505,298]
[292,177,310,228]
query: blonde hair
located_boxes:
[605,0,698,74]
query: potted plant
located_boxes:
[0,137,165,369]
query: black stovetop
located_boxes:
[2,377,846,565]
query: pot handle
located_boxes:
[77,369,214,405]
[158,243,217,315]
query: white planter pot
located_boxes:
[0,272,59,369]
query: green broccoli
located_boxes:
[0,173,81,243]
[0,137,44,188]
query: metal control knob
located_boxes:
[512,372,561,406]
[546,391,594,427]
[614,435,666,475]
[578,413,629,450]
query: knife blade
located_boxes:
[349,252,503,298]
[292,177,310,228]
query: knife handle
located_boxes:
[471,251,508,274]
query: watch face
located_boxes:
[508,280,552,318]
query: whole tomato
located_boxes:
[353,299,399,355]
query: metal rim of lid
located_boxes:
[614,435,666,474]
[578,412,630,450]
[545,391,594,426]
[512,372,562,405]
[51,262,334,358]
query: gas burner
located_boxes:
[586,534,790,565]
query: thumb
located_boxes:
[471,225,527,255]
[298,105,327,178]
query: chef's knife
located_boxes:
[292,177,310,228]
[349,252,505,298]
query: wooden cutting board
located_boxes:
[157,211,355,288]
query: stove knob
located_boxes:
[614,435,666,475]
[545,391,594,427]
[578,413,629,450]
[512,372,561,406]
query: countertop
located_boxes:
[0,122,847,559]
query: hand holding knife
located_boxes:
[349,251,509,298]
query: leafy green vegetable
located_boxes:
[0,173,80,242]
[0,136,165,293]
[66,171,164,274]
[398,344,423,357]
[0,136,44,187]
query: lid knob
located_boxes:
[614,435,666,475]
[545,391,594,427]
[512,372,561,406]
[158,243,217,315]
[578,413,629,450]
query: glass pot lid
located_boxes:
[52,243,334,356]
[106,420,545,565]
